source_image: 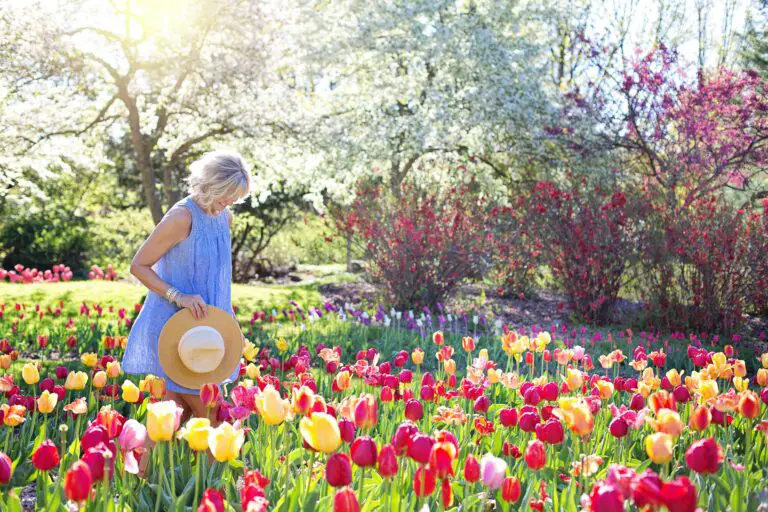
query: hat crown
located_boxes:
[177,326,225,374]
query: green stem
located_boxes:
[193,452,202,511]
[168,439,176,502]
[154,443,165,512]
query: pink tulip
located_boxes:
[480,453,507,490]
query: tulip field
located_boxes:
[0,292,767,511]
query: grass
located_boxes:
[0,279,328,316]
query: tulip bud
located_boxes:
[350,436,378,467]
[32,440,60,471]
[464,454,480,483]
[200,383,221,408]
[738,391,760,419]
[326,453,353,487]
[689,406,711,432]
[685,437,723,474]
[499,408,518,427]
[404,399,423,421]
[378,444,398,478]
[0,452,11,484]
[501,476,521,503]
[334,487,361,512]
[473,395,490,413]
[64,460,93,502]
[609,418,628,438]
[338,417,356,443]
[524,440,546,470]
[353,394,378,429]
[407,433,435,464]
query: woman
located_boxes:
[122,149,251,422]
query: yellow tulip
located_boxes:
[0,404,26,427]
[106,361,121,379]
[93,371,107,389]
[645,433,674,464]
[412,348,425,365]
[699,379,719,403]
[487,368,501,384]
[299,412,342,453]
[443,359,457,375]
[22,363,39,385]
[733,376,748,392]
[36,390,58,414]
[243,341,258,361]
[276,338,289,352]
[254,385,290,425]
[80,353,99,368]
[563,368,583,391]
[208,422,245,462]
[553,397,594,437]
[594,380,614,399]
[122,380,140,403]
[761,353,768,369]
[139,375,157,392]
[245,363,260,380]
[64,371,88,391]
[757,369,768,387]
[665,369,683,387]
[182,418,211,451]
[733,360,746,378]
[147,400,180,442]
[651,409,683,438]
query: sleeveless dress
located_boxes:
[122,195,239,395]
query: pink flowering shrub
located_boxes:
[341,183,493,309]
[489,198,542,298]
[88,264,118,281]
[0,264,74,283]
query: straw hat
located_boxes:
[157,306,243,390]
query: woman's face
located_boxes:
[211,193,240,214]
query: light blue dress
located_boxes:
[122,195,239,395]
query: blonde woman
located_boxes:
[123,150,251,420]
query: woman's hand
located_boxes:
[176,293,209,320]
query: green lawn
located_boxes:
[0,279,329,316]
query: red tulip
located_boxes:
[64,460,93,502]
[198,488,225,512]
[404,399,423,421]
[685,438,723,474]
[541,382,559,401]
[429,442,457,479]
[377,444,398,478]
[524,440,546,471]
[407,433,435,465]
[474,395,490,413]
[334,487,360,512]
[353,394,377,429]
[609,418,628,438]
[501,476,521,503]
[464,454,480,483]
[761,387,768,405]
[421,372,435,387]
[55,366,68,380]
[350,436,378,467]
[32,440,60,472]
[519,411,540,433]
[535,419,564,444]
[499,408,518,427]
[81,424,110,453]
[738,391,760,419]
[659,476,698,512]
[380,386,393,402]
[391,421,418,455]
[629,393,644,410]
[200,383,221,408]
[441,477,453,508]
[413,465,437,497]
[82,442,115,481]
[420,385,435,401]
[394,351,408,367]
[0,451,12,484]
[326,453,353,487]
[338,418,356,443]
[589,482,624,512]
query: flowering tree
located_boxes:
[0,0,276,223]
[274,0,555,202]
[567,44,768,211]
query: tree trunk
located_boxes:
[346,231,352,272]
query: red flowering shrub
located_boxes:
[341,183,493,309]
[489,197,542,298]
[525,180,647,324]
[642,196,768,333]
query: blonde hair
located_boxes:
[186,150,252,210]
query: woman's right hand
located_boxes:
[176,293,209,320]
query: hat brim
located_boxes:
[158,306,243,390]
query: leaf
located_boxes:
[4,491,24,512]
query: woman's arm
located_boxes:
[130,207,209,319]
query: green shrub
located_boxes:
[85,208,154,273]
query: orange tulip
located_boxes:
[689,406,711,432]
[738,391,760,419]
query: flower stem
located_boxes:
[154,443,165,512]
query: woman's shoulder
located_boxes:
[157,205,193,241]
